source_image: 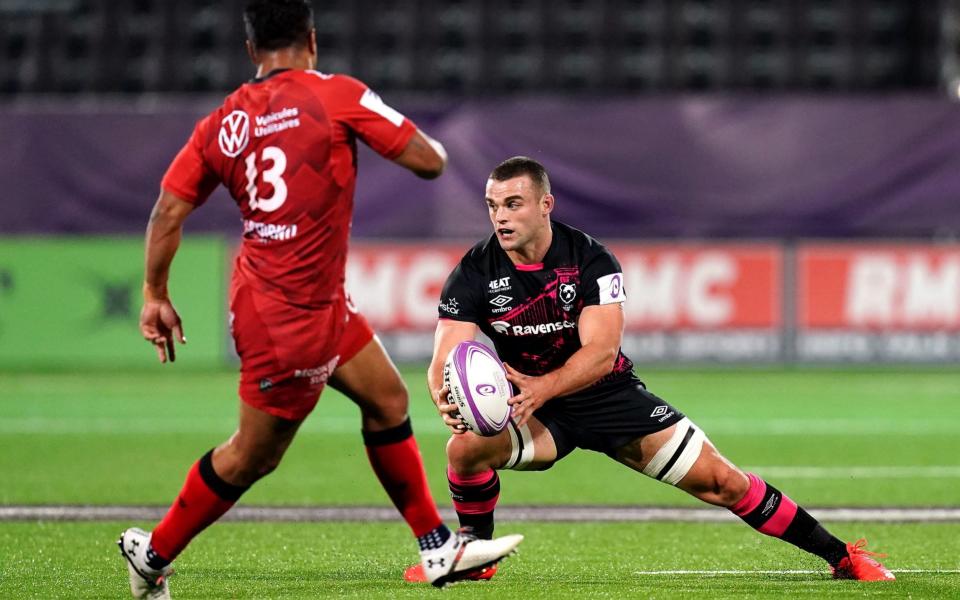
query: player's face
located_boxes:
[485,175,552,252]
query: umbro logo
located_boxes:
[650,406,668,418]
[489,294,512,307]
[762,493,779,516]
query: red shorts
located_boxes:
[229,282,374,420]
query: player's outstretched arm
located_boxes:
[141,190,195,363]
[428,319,478,434]
[393,129,448,179]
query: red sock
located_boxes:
[363,419,443,537]
[150,450,248,561]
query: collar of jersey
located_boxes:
[250,68,292,84]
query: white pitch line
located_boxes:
[743,466,960,479]
[633,569,960,575]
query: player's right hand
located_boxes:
[140,297,186,363]
[434,384,467,434]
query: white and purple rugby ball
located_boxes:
[443,341,513,436]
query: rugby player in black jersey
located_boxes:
[404,156,894,584]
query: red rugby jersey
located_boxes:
[162,69,417,307]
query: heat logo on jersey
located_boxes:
[489,277,511,292]
[219,110,250,157]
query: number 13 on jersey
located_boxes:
[245,146,288,212]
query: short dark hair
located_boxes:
[243,0,314,51]
[489,156,551,195]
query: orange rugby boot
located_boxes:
[404,562,497,583]
[831,539,895,581]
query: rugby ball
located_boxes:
[443,341,512,436]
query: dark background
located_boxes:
[2,1,960,240]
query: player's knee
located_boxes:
[446,433,498,473]
[359,382,409,427]
[381,381,410,418]
[223,445,285,486]
[712,466,750,507]
[245,453,284,484]
[253,455,282,479]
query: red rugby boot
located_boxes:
[831,539,895,581]
[404,562,497,583]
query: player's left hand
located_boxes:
[504,363,553,428]
[140,297,186,364]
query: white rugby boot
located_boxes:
[117,528,173,599]
[420,527,523,588]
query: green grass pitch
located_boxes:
[1,366,959,597]
[1,522,958,598]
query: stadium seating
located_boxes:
[0,0,946,94]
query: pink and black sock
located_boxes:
[731,472,847,566]
[447,466,500,540]
[362,418,449,550]
[148,449,249,568]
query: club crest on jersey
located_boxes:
[555,269,580,311]
[559,282,577,305]
[219,110,250,157]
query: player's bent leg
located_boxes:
[403,420,552,585]
[331,336,446,540]
[211,400,304,486]
[331,333,525,588]
[616,418,893,581]
[401,425,528,587]
[677,439,892,581]
[120,402,304,599]
[330,334,409,432]
[446,418,556,539]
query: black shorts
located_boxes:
[532,375,684,464]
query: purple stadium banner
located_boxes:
[3,95,960,239]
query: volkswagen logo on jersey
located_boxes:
[219,110,250,157]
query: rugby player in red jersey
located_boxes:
[405,156,894,584]
[117,2,521,597]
